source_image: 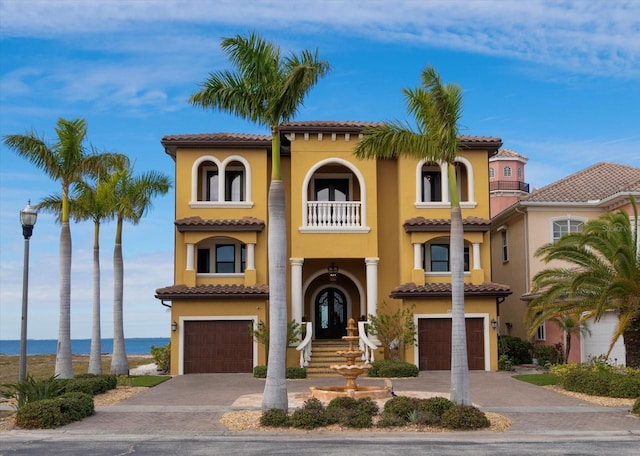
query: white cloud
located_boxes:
[2,0,638,78]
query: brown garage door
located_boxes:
[183,320,253,373]
[418,318,485,370]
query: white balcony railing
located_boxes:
[306,201,362,228]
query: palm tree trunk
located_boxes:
[88,221,102,375]
[110,219,129,375]
[448,164,471,405]
[622,313,640,368]
[55,222,74,379]
[262,179,288,412]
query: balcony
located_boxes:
[490,181,530,192]
[306,201,362,228]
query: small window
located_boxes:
[552,219,584,243]
[536,322,546,341]
[503,166,512,177]
[501,230,509,262]
[423,243,470,272]
[489,167,494,178]
[197,241,245,274]
[517,167,522,178]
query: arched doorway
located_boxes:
[315,287,348,339]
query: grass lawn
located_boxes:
[512,373,559,386]
[0,355,155,385]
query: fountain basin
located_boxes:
[309,384,392,401]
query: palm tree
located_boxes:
[4,118,109,379]
[528,200,640,367]
[354,65,472,405]
[108,164,171,375]
[528,312,590,363]
[71,155,127,374]
[190,32,330,411]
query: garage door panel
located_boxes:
[418,318,485,370]
[184,320,253,374]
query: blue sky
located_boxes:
[1,0,639,341]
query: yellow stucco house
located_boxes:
[155,121,511,375]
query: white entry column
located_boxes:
[365,257,379,318]
[290,258,304,326]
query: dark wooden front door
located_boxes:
[418,318,485,370]
[183,320,253,373]
[315,288,348,339]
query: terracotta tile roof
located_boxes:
[155,283,269,299]
[491,149,528,161]
[523,162,640,203]
[175,216,265,232]
[161,133,271,159]
[390,282,512,298]
[281,121,502,150]
[403,216,492,232]
[162,132,271,144]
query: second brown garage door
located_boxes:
[183,320,253,373]
[418,318,485,370]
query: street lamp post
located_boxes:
[19,201,37,382]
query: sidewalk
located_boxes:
[51,371,639,435]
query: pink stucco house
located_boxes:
[490,158,639,365]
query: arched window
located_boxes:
[503,166,512,177]
[421,162,442,202]
[489,167,495,178]
[191,155,252,207]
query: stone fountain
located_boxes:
[309,318,392,401]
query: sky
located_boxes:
[1,0,639,341]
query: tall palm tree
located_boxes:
[4,118,108,379]
[528,200,640,367]
[354,65,472,404]
[108,164,171,375]
[190,32,330,411]
[71,155,127,374]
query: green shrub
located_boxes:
[15,398,67,429]
[286,367,307,379]
[253,365,307,379]
[440,404,490,430]
[532,344,562,366]
[324,397,377,428]
[343,409,374,428]
[368,359,418,378]
[498,354,513,371]
[253,366,267,378]
[551,364,640,398]
[632,397,640,415]
[418,396,455,419]
[14,391,96,429]
[498,336,532,365]
[1,374,65,410]
[60,392,94,422]
[260,408,290,427]
[290,398,328,429]
[377,411,407,427]
[383,395,416,423]
[150,342,171,373]
[406,409,439,426]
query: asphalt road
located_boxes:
[1,432,639,455]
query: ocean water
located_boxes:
[0,338,170,356]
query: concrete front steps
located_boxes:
[305,339,368,378]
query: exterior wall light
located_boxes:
[328,262,339,282]
[171,321,178,332]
